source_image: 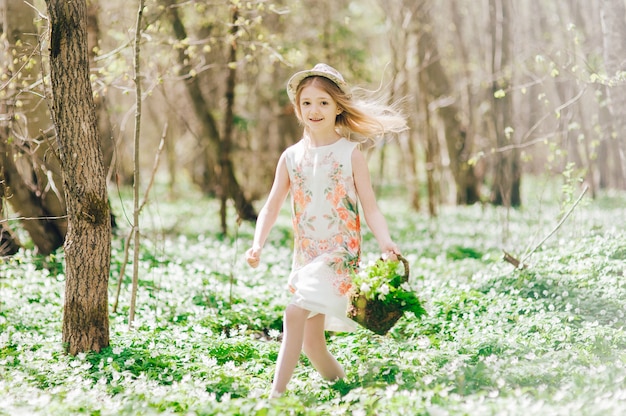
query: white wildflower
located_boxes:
[377,284,390,301]
[360,282,371,294]
[417,336,431,348]
[268,329,281,339]
[380,284,390,296]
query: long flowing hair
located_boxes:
[292,76,408,148]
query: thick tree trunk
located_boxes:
[219,8,239,234]
[416,4,481,205]
[0,0,67,254]
[163,1,256,228]
[489,0,521,207]
[86,2,115,178]
[599,0,626,190]
[385,3,421,211]
[0,139,65,254]
[45,0,110,355]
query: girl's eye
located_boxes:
[301,101,310,106]
[321,101,328,106]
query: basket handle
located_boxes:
[397,254,409,283]
[381,254,409,283]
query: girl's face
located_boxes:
[298,83,341,134]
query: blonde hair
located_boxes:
[293,77,408,148]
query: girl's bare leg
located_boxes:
[302,314,345,381]
[270,304,310,397]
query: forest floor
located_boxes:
[1,180,626,415]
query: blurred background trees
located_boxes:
[1,0,625,251]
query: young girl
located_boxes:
[245,63,407,397]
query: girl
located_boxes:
[245,63,407,397]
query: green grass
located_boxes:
[1,182,626,415]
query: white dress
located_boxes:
[283,138,360,332]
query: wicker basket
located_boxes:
[346,255,410,335]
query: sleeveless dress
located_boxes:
[284,137,360,332]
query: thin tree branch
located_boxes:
[0,215,69,224]
[521,185,589,264]
[138,123,167,213]
[493,85,588,154]
[503,250,526,269]
[112,229,133,314]
[128,0,146,330]
[503,185,589,269]
[112,123,166,314]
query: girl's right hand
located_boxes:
[381,242,400,262]
[245,247,261,268]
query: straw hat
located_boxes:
[286,63,351,104]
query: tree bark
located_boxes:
[162,1,256,229]
[0,137,64,254]
[0,2,19,255]
[599,0,626,189]
[489,0,521,207]
[386,0,421,211]
[416,4,481,205]
[0,0,67,254]
[0,129,20,256]
[219,8,239,234]
[85,2,115,179]
[45,0,110,355]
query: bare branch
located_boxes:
[520,185,589,265]
[0,215,69,224]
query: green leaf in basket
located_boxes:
[351,258,426,318]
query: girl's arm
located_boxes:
[352,147,400,258]
[246,152,291,268]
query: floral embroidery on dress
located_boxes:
[291,162,315,233]
[287,140,361,296]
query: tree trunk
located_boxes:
[85,2,115,178]
[0,137,65,254]
[416,4,481,205]
[489,0,521,207]
[0,1,21,255]
[219,8,239,234]
[0,130,20,256]
[422,86,439,217]
[0,0,67,254]
[599,0,626,189]
[45,0,110,355]
[596,87,614,190]
[163,0,256,228]
[385,1,421,211]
